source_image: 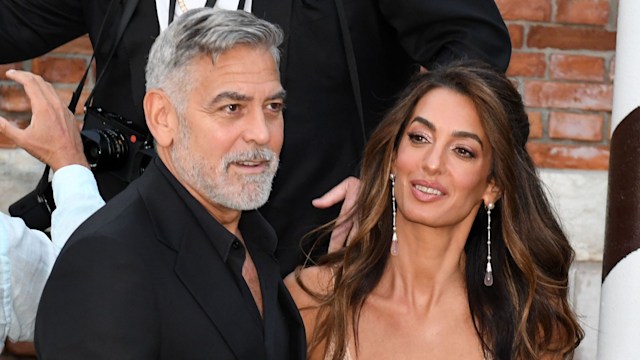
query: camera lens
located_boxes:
[81,128,129,170]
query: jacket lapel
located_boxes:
[138,161,267,360]
[279,281,307,359]
[174,234,267,360]
[244,211,306,360]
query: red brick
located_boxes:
[527,111,544,139]
[549,112,604,141]
[527,142,609,169]
[507,52,546,77]
[527,25,616,51]
[496,0,551,21]
[556,0,610,26]
[524,80,612,111]
[0,87,30,112]
[32,56,88,83]
[0,119,28,148]
[508,24,524,49]
[0,63,23,80]
[550,54,605,81]
[52,35,93,55]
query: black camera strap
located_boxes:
[68,0,119,114]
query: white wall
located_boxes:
[0,149,44,213]
[540,168,608,360]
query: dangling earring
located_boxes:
[390,173,399,256]
[483,203,494,287]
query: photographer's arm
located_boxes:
[50,166,105,251]
[0,70,105,249]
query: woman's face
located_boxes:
[392,87,498,229]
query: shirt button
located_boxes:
[232,240,241,249]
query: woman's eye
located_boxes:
[408,132,429,143]
[455,147,475,158]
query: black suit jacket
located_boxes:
[0,0,511,274]
[34,159,306,359]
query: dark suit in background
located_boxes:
[35,159,306,359]
[0,0,511,274]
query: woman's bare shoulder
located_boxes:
[284,265,335,308]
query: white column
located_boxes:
[597,0,640,358]
[610,0,640,129]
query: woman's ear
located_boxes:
[143,89,179,148]
[483,179,502,207]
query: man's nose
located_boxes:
[243,108,271,145]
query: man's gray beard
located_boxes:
[170,124,279,211]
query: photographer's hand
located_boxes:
[0,70,88,171]
[312,176,361,252]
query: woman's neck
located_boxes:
[376,219,473,310]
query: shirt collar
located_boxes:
[154,157,277,260]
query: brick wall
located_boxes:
[497,0,617,170]
[0,36,93,149]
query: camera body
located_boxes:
[81,106,154,184]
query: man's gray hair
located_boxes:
[146,8,284,112]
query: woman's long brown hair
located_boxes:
[297,61,584,360]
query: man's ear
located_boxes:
[143,89,178,147]
[483,179,502,207]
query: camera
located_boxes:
[81,106,154,184]
[9,107,155,231]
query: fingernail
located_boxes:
[6,69,15,75]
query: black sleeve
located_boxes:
[35,235,159,359]
[0,0,87,63]
[379,0,512,72]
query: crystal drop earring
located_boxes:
[390,173,399,256]
[483,203,494,286]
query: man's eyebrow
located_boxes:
[209,91,252,105]
[208,90,287,107]
[411,116,483,148]
[267,90,287,101]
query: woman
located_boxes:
[285,61,583,360]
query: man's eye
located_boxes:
[225,104,239,112]
[266,102,283,111]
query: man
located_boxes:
[0,0,511,275]
[35,9,305,359]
